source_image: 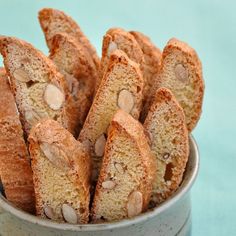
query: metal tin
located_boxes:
[0,135,199,236]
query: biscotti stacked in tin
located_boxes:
[0,7,204,224]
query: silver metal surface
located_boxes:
[0,135,199,236]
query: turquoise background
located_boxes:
[0,0,235,235]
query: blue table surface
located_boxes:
[0,0,235,235]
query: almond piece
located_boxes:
[174,64,189,82]
[40,142,69,171]
[13,68,30,82]
[25,109,42,125]
[44,205,54,219]
[127,190,143,217]
[102,180,116,189]
[95,134,106,157]
[117,90,134,114]
[107,41,117,56]
[114,162,124,174]
[62,204,78,224]
[44,84,65,110]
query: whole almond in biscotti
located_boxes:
[144,88,189,205]
[150,38,204,131]
[91,110,156,222]
[49,33,98,133]
[129,31,162,122]
[78,50,144,183]
[0,68,35,214]
[99,28,143,90]
[0,36,80,136]
[38,8,100,72]
[28,119,91,223]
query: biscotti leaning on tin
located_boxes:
[78,49,144,183]
[144,87,189,205]
[28,119,91,223]
[0,36,81,136]
[38,8,100,72]
[0,68,35,213]
[129,31,162,122]
[91,110,156,222]
[145,38,204,131]
[49,33,98,133]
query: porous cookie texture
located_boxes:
[0,68,35,213]
[129,31,162,121]
[0,36,79,136]
[28,119,91,223]
[49,33,98,133]
[144,87,189,204]
[38,8,100,72]
[99,28,143,90]
[151,38,204,131]
[91,110,156,222]
[78,50,144,182]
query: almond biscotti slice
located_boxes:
[129,31,162,121]
[38,8,100,71]
[99,28,143,89]
[144,88,189,205]
[152,38,204,131]
[0,68,35,213]
[0,36,79,136]
[78,50,144,182]
[49,33,98,132]
[91,110,156,222]
[28,119,91,223]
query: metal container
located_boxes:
[0,135,199,236]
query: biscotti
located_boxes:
[0,36,80,136]
[49,33,98,133]
[99,28,143,89]
[38,8,100,72]
[130,31,162,121]
[151,38,204,131]
[28,119,91,223]
[144,87,189,204]
[91,110,156,222]
[78,50,144,182]
[0,68,35,213]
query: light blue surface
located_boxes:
[0,1,235,235]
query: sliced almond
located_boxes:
[102,180,116,189]
[44,84,65,110]
[44,205,54,219]
[114,162,124,174]
[127,190,143,217]
[13,68,30,82]
[40,142,70,171]
[25,109,42,125]
[62,204,78,224]
[117,90,134,114]
[94,134,106,157]
[174,64,189,82]
[107,41,117,56]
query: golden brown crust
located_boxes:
[49,33,98,133]
[129,31,162,121]
[0,68,35,213]
[38,8,100,72]
[99,28,143,90]
[28,119,91,223]
[91,110,156,222]
[152,38,204,131]
[78,50,144,183]
[144,87,189,204]
[0,36,80,136]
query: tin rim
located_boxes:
[0,135,199,231]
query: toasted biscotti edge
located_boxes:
[0,68,35,213]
